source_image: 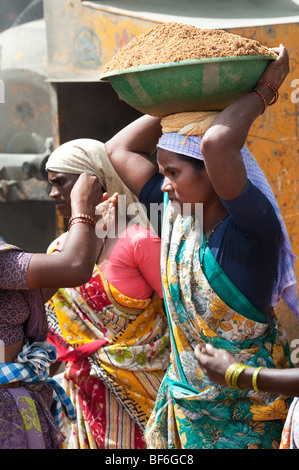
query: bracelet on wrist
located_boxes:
[68,213,96,231]
[251,81,279,115]
[258,81,279,105]
[68,219,95,231]
[225,362,250,391]
[252,366,264,393]
[251,89,267,114]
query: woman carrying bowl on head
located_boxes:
[45,138,170,449]
[104,45,298,449]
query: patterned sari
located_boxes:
[46,239,170,449]
[145,196,291,449]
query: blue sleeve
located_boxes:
[139,173,163,207]
[220,179,281,239]
[212,180,282,315]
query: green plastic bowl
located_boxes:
[100,55,276,117]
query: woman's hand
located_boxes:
[194,343,236,386]
[259,44,290,90]
[95,192,118,238]
[70,173,104,215]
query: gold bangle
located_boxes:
[232,364,250,391]
[225,363,237,388]
[252,366,264,393]
[225,363,249,391]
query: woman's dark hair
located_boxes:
[176,152,205,171]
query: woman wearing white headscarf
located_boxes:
[45,138,170,449]
[45,138,150,227]
[104,46,298,449]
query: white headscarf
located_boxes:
[46,138,150,228]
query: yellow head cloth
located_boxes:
[160,111,219,138]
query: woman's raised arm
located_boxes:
[200,45,289,201]
[27,173,102,300]
[105,114,162,197]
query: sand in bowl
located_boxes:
[102,22,274,74]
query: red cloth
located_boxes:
[102,225,163,299]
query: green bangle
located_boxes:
[252,366,264,393]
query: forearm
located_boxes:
[56,196,97,278]
[105,115,161,196]
[238,366,299,397]
[200,45,288,201]
[204,85,273,148]
[28,174,100,293]
[40,223,97,302]
[30,223,96,292]
[200,86,274,200]
[195,340,299,397]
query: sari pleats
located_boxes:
[46,265,170,449]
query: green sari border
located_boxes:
[163,193,266,324]
[161,274,188,385]
[199,232,266,324]
[161,193,266,385]
[161,193,188,384]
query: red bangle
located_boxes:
[68,219,95,231]
[68,213,96,229]
[258,81,279,105]
[251,89,267,114]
